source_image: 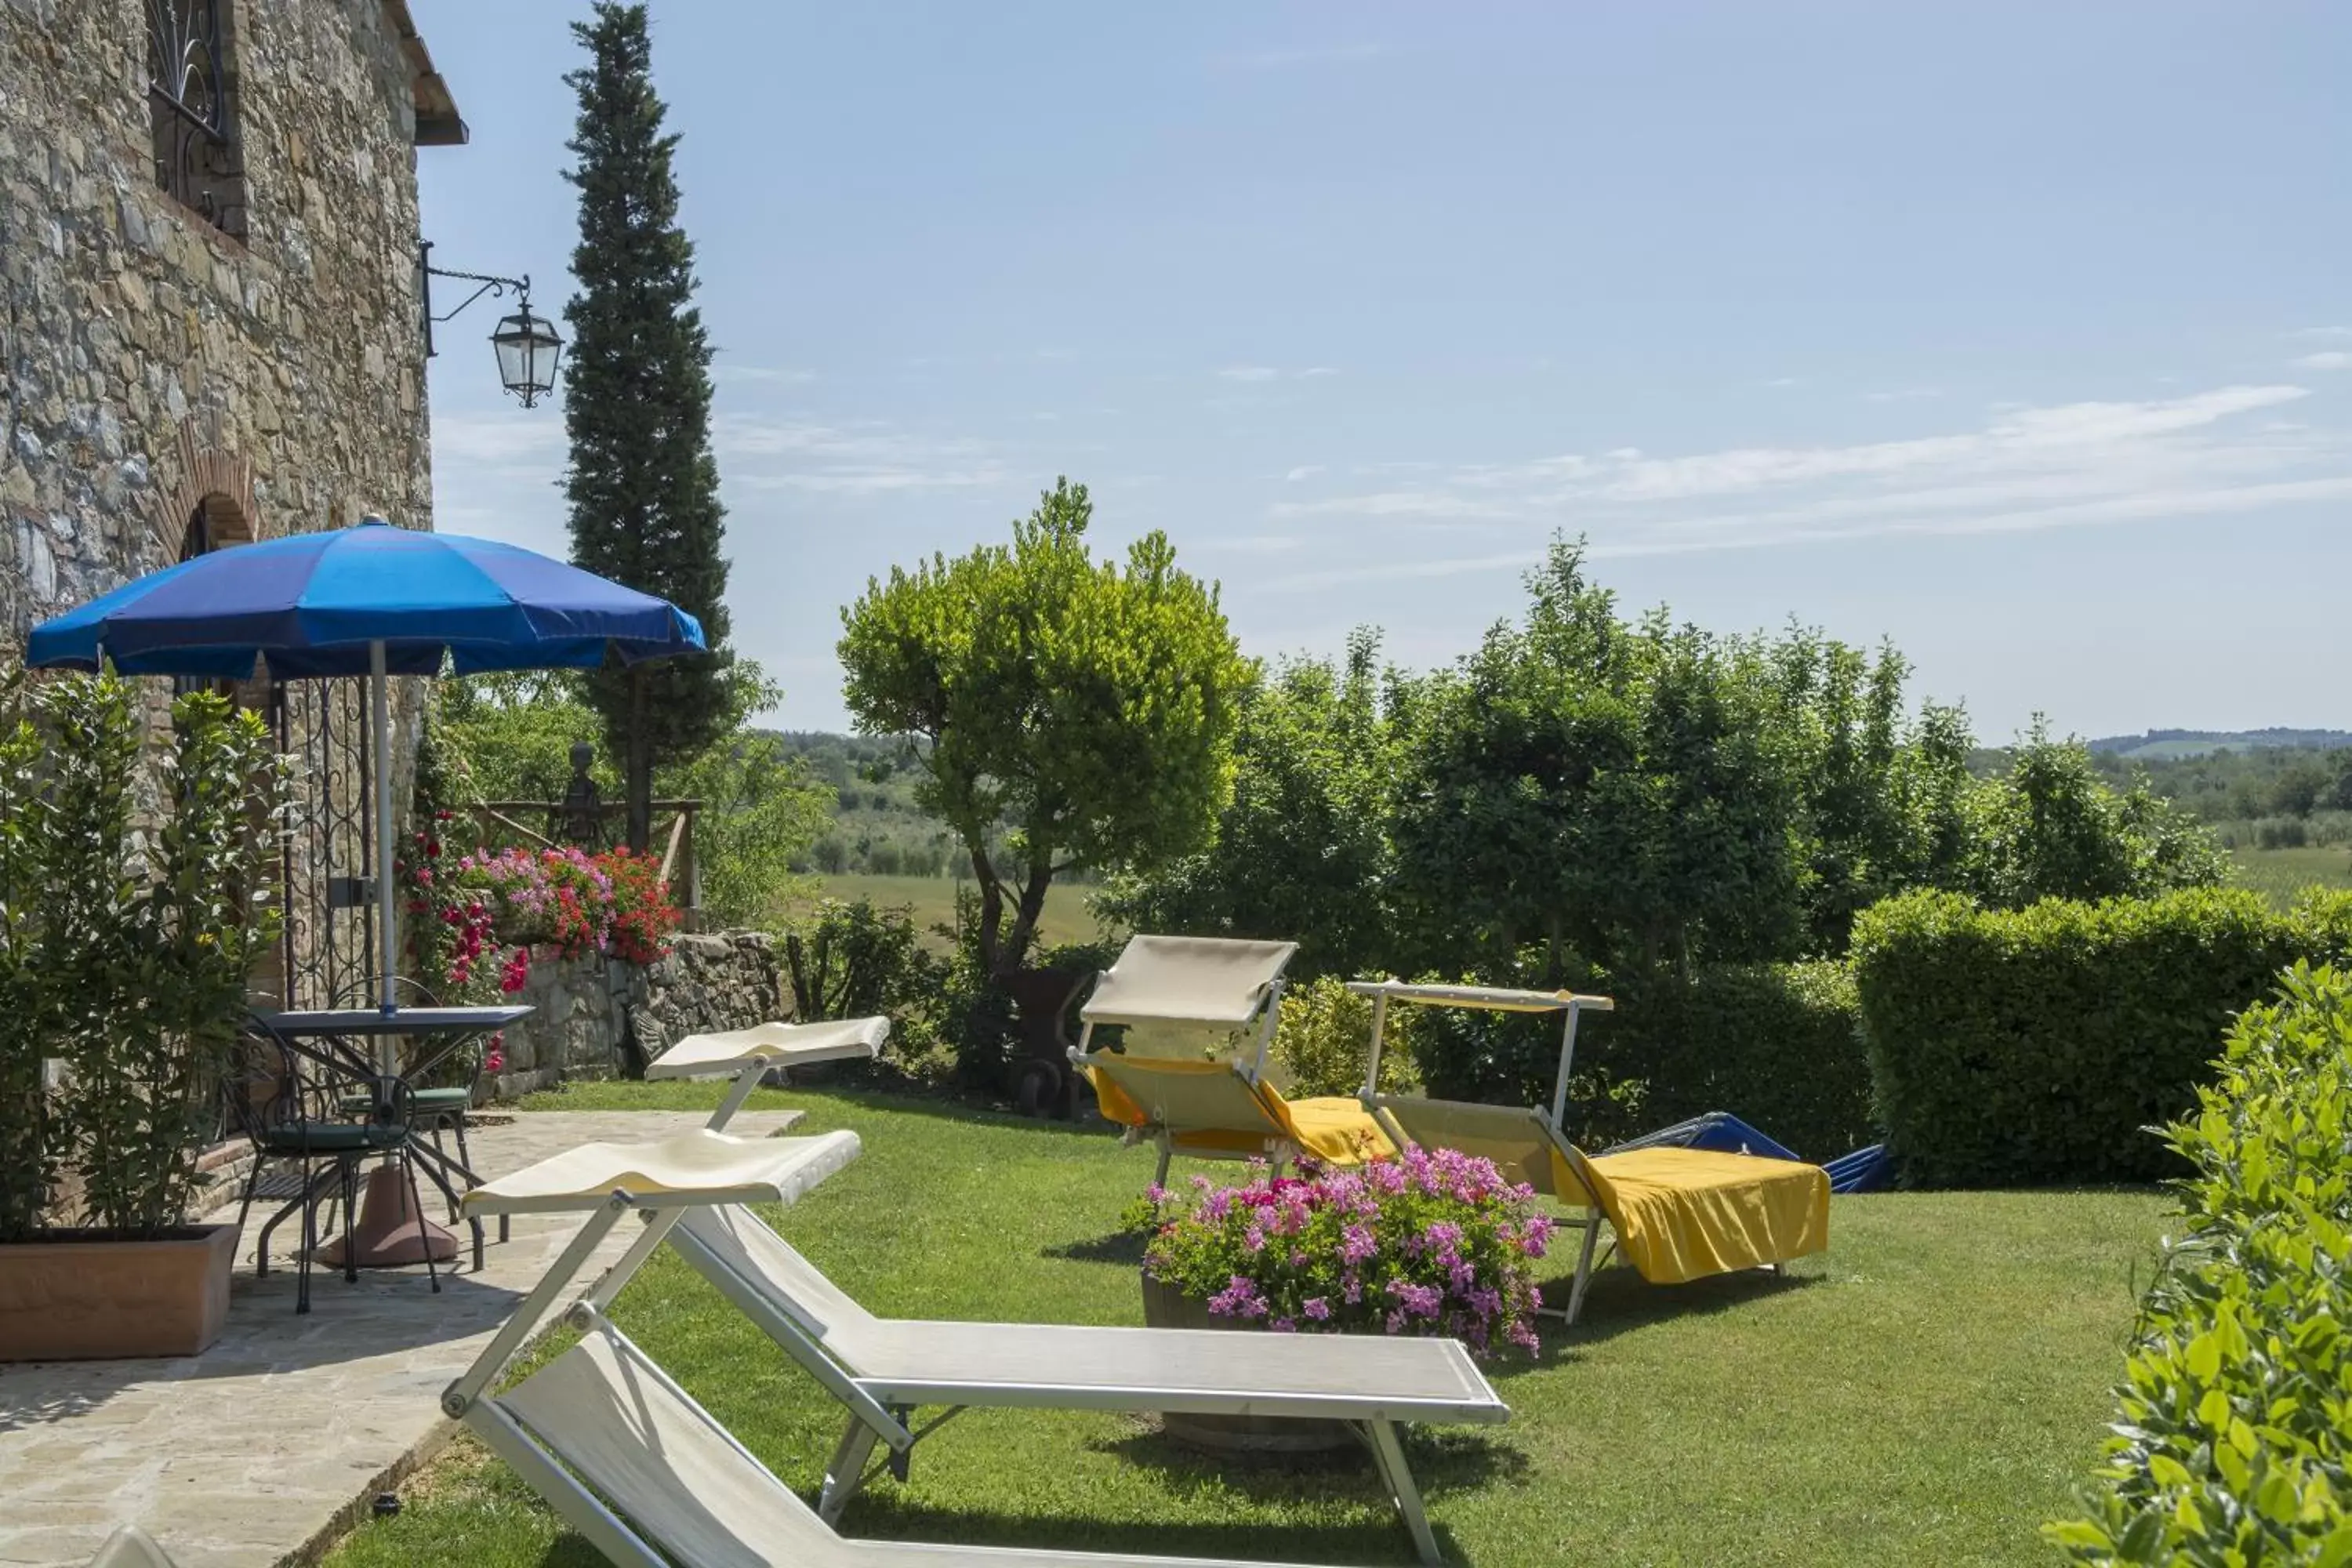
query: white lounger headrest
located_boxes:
[1081,935,1298,1027]
[464,1130,862,1216]
[648,1016,890,1080]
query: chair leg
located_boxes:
[1364,1419,1443,1566]
[404,1156,441,1295]
[296,1162,317,1316]
[339,1159,361,1284]
[818,1414,883,1524]
[1152,1137,1174,1190]
[430,1121,460,1222]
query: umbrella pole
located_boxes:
[372,640,397,1032]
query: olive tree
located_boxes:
[838,478,1249,977]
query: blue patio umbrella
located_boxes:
[27,517,706,1011]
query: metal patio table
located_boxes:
[245,1004,533,1271]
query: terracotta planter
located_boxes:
[0,1223,238,1361]
[1139,1273,1354,1454]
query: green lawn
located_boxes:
[792,872,1107,952]
[328,1083,2167,1568]
[2230,844,2352,909]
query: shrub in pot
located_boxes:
[0,673,287,1360]
[1134,1149,1549,1450]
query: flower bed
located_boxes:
[1138,1147,1549,1357]
[397,817,684,1087]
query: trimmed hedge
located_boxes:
[1852,887,2352,1187]
[2048,964,2352,1563]
[1412,960,1875,1160]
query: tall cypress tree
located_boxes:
[561,2,733,851]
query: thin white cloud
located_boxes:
[731,466,1007,496]
[1297,366,1341,379]
[1864,386,1943,403]
[429,410,566,481]
[2294,351,2351,371]
[710,412,1010,498]
[1283,465,1325,483]
[1257,382,2347,589]
[2293,326,2352,340]
[1763,376,1803,389]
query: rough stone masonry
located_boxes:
[0,0,462,1000]
[0,0,445,626]
[486,934,789,1097]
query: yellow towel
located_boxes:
[1550,1145,1830,1284]
[1085,1060,1394,1167]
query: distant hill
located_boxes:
[2086,729,2352,761]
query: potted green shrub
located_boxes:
[1134,1146,1549,1451]
[0,673,286,1361]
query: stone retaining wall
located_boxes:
[484,932,782,1098]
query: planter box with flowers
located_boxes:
[0,674,287,1361]
[397,822,683,1093]
[1134,1146,1552,1452]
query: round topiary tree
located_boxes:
[839,478,1250,989]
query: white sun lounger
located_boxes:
[456,1055,1501,1566]
[448,1129,1401,1567]
[495,1318,1361,1568]
[650,1015,893,1129]
[666,1203,1503,1563]
[1351,981,1830,1325]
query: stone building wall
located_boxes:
[0,0,455,1003]
[485,934,787,1099]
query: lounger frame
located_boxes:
[1349,982,1627,1323]
[445,1028,1493,1566]
[663,1204,1487,1563]
[477,1310,1355,1568]
[1069,937,1304,1184]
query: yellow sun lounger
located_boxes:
[1351,980,1830,1323]
[1073,935,1392,1187]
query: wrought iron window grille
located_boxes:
[147,0,248,238]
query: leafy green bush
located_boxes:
[1967,725,2229,910]
[1852,887,2352,1187]
[0,676,287,1240]
[2047,964,2352,1564]
[1410,961,1870,1156]
[781,898,948,1077]
[1269,975,1419,1098]
[1103,632,1398,982]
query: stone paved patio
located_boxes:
[0,1109,804,1568]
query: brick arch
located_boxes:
[149,423,259,565]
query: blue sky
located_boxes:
[415,2,2352,739]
